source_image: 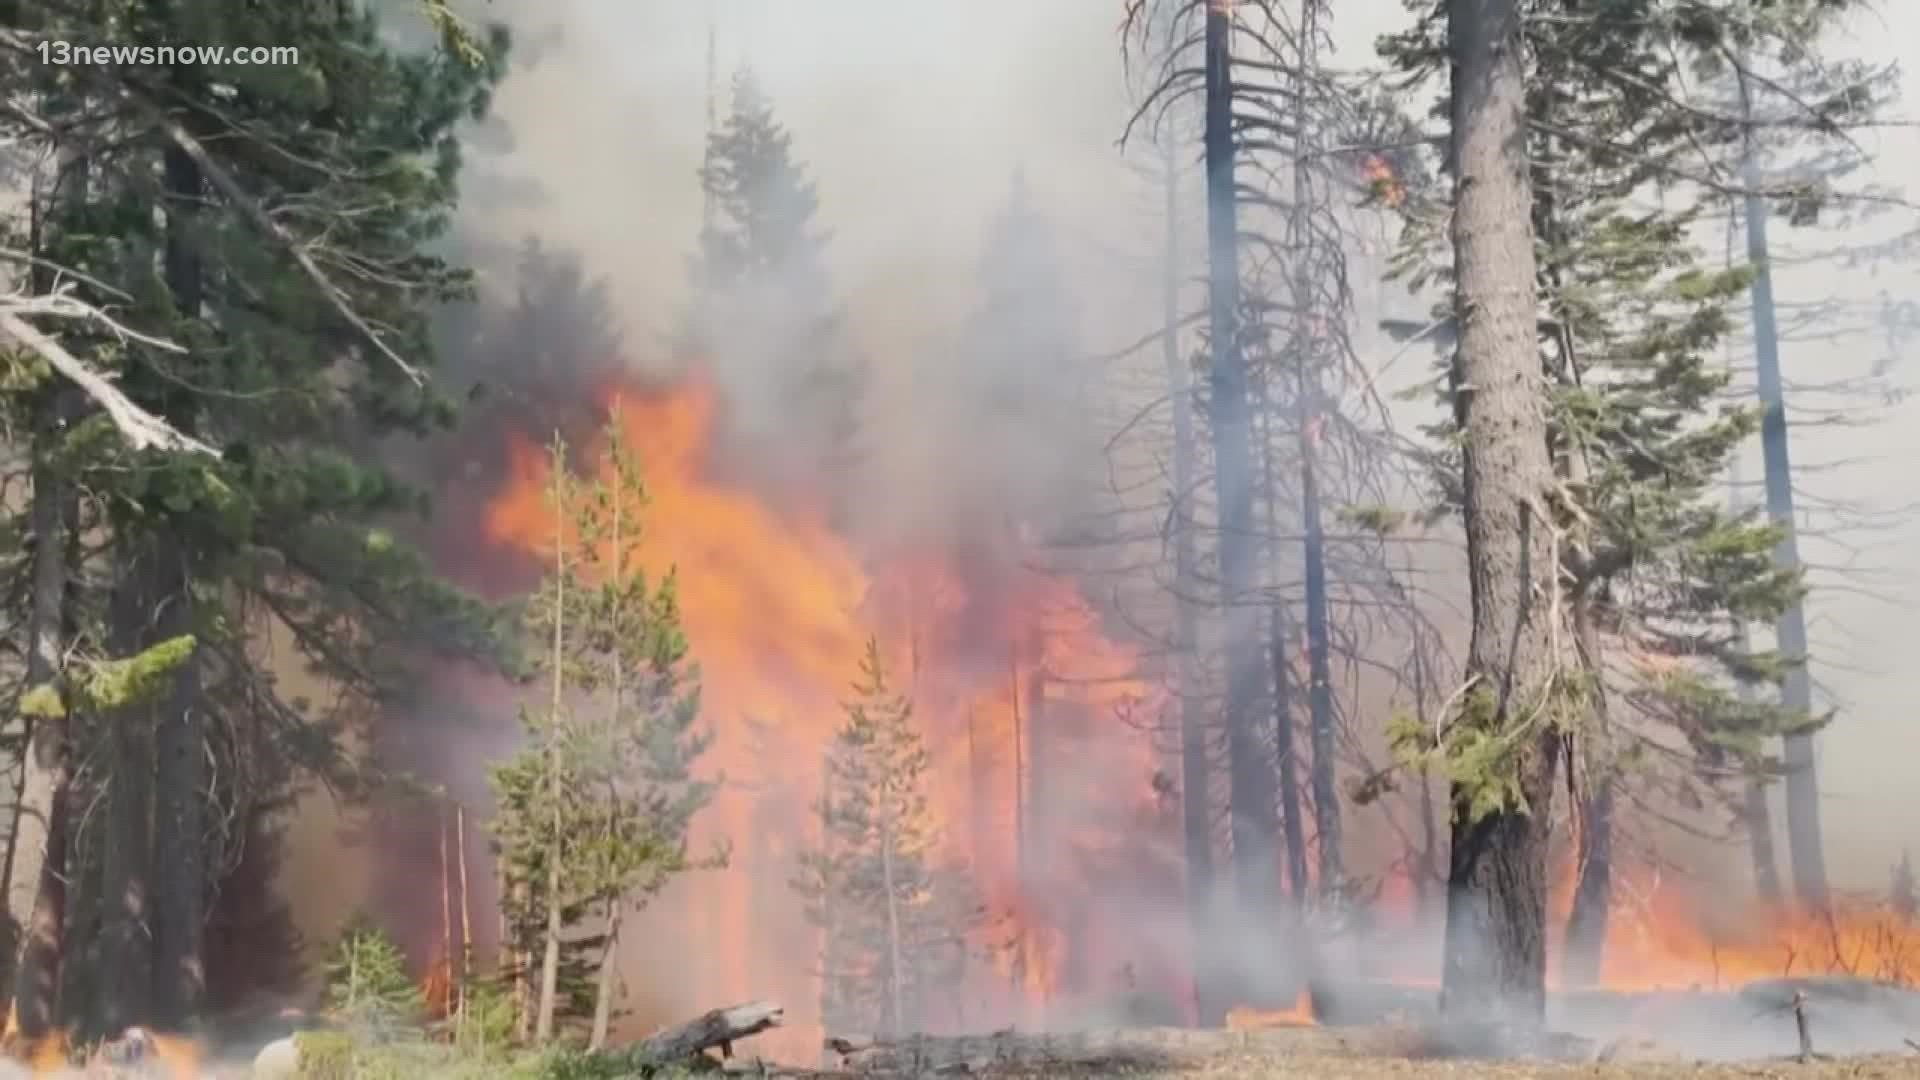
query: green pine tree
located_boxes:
[323,915,426,1040]
[488,414,721,1046]
[0,0,513,1037]
[794,638,984,1037]
[1377,0,1875,980]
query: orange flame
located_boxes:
[1226,989,1316,1029]
[1362,856,1920,993]
[1547,861,1920,991]
[479,371,1178,1051]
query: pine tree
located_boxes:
[1378,0,1865,990]
[571,410,720,1050]
[323,916,426,1041]
[795,639,983,1037]
[488,414,719,1046]
[682,69,866,518]
[1893,853,1917,921]
[0,0,513,1038]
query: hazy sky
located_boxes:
[453,0,1920,895]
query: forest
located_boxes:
[0,0,1915,1076]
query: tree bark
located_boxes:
[588,900,622,1051]
[457,803,473,1024]
[97,541,158,1035]
[1726,461,1782,905]
[8,429,74,1039]
[1270,610,1309,904]
[1734,66,1826,909]
[1285,1,1340,894]
[608,1000,781,1065]
[148,137,207,1034]
[1160,137,1217,1026]
[878,811,905,1037]
[1440,0,1562,1030]
[1205,0,1280,970]
[148,567,204,1031]
[535,468,567,1043]
[8,127,89,1040]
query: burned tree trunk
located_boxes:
[1285,1,1341,897]
[1205,0,1281,969]
[1562,740,1613,986]
[1439,0,1562,1029]
[1161,128,1219,1028]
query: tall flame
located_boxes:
[479,371,1183,1052]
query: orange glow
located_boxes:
[1363,856,1920,994]
[145,1032,204,1080]
[479,370,1178,1052]
[1226,990,1315,1029]
[1547,861,1920,991]
[4,1030,68,1076]
[1361,154,1406,209]
[422,943,454,1019]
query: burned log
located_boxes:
[826,1022,1596,1073]
[604,1001,785,1069]
[828,1026,1362,1073]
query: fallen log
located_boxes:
[606,1001,785,1068]
[826,1022,1596,1073]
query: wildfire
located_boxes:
[1225,990,1316,1029]
[479,370,1179,1050]
[1548,866,1920,991]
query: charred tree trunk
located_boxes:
[1439,0,1561,1030]
[1160,138,1218,1026]
[1285,3,1341,891]
[1205,0,1280,971]
[149,138,207,1032]
[8,407,76,1039]
[1563,772,1613,987]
